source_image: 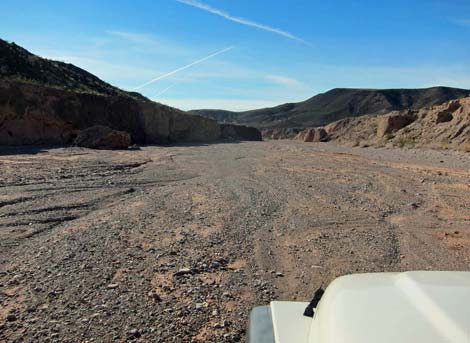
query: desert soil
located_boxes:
[1,141,470,342]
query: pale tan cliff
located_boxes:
[0,81,235,145]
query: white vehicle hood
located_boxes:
[307,271,470,343]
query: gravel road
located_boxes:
[1,141,469,342]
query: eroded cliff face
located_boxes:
[287,97,470,150]
[0,81,237,145]
[138,100,221,144]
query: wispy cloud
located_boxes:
[176,0,307,44]
[134,46,234,90]
[105,30,191,56]
[453,18,470,27]
[265,74,308,89]
[106,30,155,44]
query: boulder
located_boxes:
[74,126,131,149]
[377,111,416,137]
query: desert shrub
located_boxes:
[395,137,416,148]
[457,143,470,153]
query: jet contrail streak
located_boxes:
[134,46,234,90]
[153,84,177,98]
[176,0,308,44]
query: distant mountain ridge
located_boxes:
[191,87,470,129]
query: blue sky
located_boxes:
[2,0,470,110]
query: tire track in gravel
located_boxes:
[1,141,470,342]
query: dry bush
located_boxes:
[457,143,470,153]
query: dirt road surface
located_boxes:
[1,141,470,342]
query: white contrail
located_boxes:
[153,84,177,99]
[134,46,234,90]
[176,0,307,44]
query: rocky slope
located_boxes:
[0,39,261,146]
[294,97,470,150]
[261,128,300,140]
[192,87,470,129]
[0,39,143,100]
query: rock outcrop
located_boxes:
[310,97,470,150]
[0,81,224,145]
[0,39,261,146]
[390,98,470,146]
[261,128,300,140]
[73,126,131,149]
[435,101,461,124]
[299,127,329,142]
[376,111,417,137]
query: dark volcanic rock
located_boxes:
[74,126,131,149]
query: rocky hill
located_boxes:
[0,39,146,100]
[0,39,261,146]
[191,87,470,129]
[294,97,470,151]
